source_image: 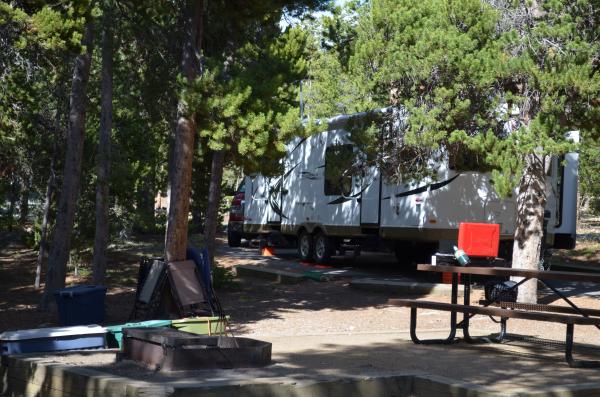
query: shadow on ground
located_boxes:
[0,234,431,333]
[5,335,600,396]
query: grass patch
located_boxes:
[570,242,600,260]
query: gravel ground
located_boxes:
[216,277,600,347]
[26,335,600,391]
[5,229,600,392]
[27,296,600,392]
[8,261,600,392]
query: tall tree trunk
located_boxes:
[137,181,156,233]
[7,179,19,231]
[40,21,94,310]
[92,4,113,286]
[512,153,547,304]
[35,90,64,289]
[34,154,57,289]
[190,149,212,233]
[204,150,225,266]
[164,0,203,262]
[19,179,30,225]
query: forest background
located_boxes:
[1,0,598,307]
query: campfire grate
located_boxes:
[119,327,271,371]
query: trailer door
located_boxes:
[360,166,380,226]
[281,136,308,233]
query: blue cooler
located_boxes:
[54,285,107,326]
[1,325,106,355]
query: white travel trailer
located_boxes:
[239,109,579,264]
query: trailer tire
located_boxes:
[227,230,242,247]
[298,230,314,261]
[314,232,334,264]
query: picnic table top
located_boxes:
[417,264,600,283]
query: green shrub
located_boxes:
[21,222,41,249]
[21,228,36,248]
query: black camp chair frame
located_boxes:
[130,256,216,321]
[129,257,169,321]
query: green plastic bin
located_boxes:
[106,320,171,348]
[171,316,229,335]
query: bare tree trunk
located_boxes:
[164,0,203,262]
[204,150,225,266]
[19,180,30,225]
[35,91,64,289]
[7,179,19,231]
[40,21,94,310]
[136,182,156,232]
[34,155,57,289]
[92,4,113,286]
[512,153,547,304]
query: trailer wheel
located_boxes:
[314,232,334,264]
[298,230,314,261]
[227,230,242,247]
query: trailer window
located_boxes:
[324,144,354,196]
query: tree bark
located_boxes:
[190,149,212,233]
[19,179,30,225]
[136,181,156,233]
[40,21,94,310]
[7,179,19,231]
[92,4,113,286]
[204,150,225,266]
[511,153,547,304]
[34,154,56,289]
[164,0,204,262]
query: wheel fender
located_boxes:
[301,223,326,235]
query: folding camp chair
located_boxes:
[129,258,169,321]
[167,260,212,317]
[186,247,219,313]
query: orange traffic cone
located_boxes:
[261,246,275,256]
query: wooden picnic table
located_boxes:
[417,264,600,283]
[388,263,600,367]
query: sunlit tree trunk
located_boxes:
[40,21,94,310]
[204,150,225,265]
[164,0,203,262]
[92,3,114,285]
[512,153,547,304]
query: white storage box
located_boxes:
[1,325,106,355]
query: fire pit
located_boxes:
[119,327,272,371]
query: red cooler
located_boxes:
[458,223,500,258]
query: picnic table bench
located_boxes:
[388,264,600,368]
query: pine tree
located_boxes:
[0,1,96,299]
[91,0,114,285]
[164,0,204,263]
[308,0,599,303]
[42,16,95,309]
[166,0,328,264]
